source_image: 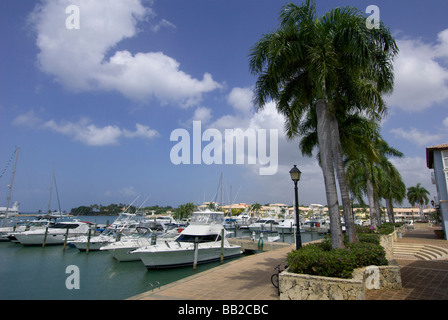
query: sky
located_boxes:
[1,0,448,213]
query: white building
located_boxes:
[426,142,448,239]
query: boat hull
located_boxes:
[135,243,242,269]
[15,230,88,246]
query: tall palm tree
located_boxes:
[249,1,398,248]
[379,161,406,224]
[407,183,430,220]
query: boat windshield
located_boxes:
[176,234,221,243]
[190,212,224,225]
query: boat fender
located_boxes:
[258,237,264,250]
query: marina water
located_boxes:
[0,215,323,300]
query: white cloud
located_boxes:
[226,87,254,115]
[13,111,159,146]
[29,0,221,107]
[390,127,445,147]
[151,19,176,32]
[192,107,213,124]
[387,29,448,112]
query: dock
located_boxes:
[227,237,292,252]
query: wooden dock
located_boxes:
[227,237,292,252]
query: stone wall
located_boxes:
[279,261,401,300]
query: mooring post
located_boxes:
[86,225,92,254]
[193,236,199,270]
[62,227,69,252]
[220,228,224,264]
[42,226,49,247]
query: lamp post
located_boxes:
[289,165,302,250]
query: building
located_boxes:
[426,142,448,239]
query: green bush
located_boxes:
[286,231,388,279]
[286,243,355,278]
[376,222,395,235]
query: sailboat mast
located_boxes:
[2,147,19,227]
[47,164,54,214]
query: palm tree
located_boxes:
[407,183,430,220]
[249,1,398,248]
[379,162,406,224]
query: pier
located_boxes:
[227,237,292,252]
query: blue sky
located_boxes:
[1,0,447,212]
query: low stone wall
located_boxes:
[279,260,401,300]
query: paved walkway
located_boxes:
[366,227,448,300]
[129,228,448,300]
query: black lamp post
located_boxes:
[289,165,302,250]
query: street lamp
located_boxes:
[289,165,302,250]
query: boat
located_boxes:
[275,218,305,234]
[248,218,281,233]
[99,227,179,262]
[131,209,242,269]
[69,211,154,251]
[14,220,90,246]
[5,219,54,242]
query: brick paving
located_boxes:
[365,227,448,300]
[129,228,448,300]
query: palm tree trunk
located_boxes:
[366,178,377,228]
[374,195,382,226]
[385,198,395,224]
[315,99,344,249]
[329,113,359,243]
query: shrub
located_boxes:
[286,243,355,278]
[346,241,388,268]
[286,229,389,279]
[376,222,395,235]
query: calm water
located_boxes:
[0,215,323,300]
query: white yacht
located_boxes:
[14,221,90,246]
[275,218,305,234]
[4,219,54,242]
[69,212,154,251]
[100,228,179,262]
[248,218,280,232]
[131,210,242,269]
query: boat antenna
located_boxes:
[53,174,62,218]
[125,195,140,212]
[1,147,19,227]
[47,164,54,214]
[136,195,151,212]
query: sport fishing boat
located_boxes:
[14,220,90,246]
[99,227,179,261]
[5,219,54,243]
[131,210,242,269]
[68,211,153,251]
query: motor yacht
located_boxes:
[131,210,242,269]
[14,220,90,246]
[248,218,281,232]
[275,218,305,234]
[5,219,54,243]
[100,228,179,261]
[68,212,154,251]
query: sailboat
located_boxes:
[14,165,90,246]
[0,147,20,241]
